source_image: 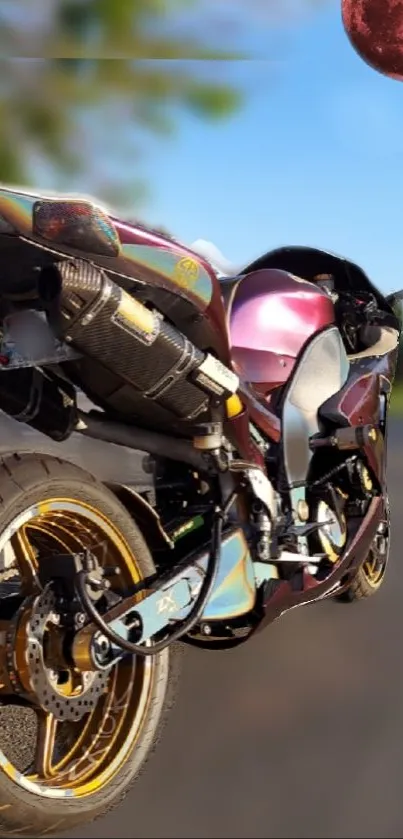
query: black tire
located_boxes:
[339,562,386,602]
[0,452,181,838]
[337,511,390,603]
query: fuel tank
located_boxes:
[227,269,336,398]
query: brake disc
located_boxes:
[6,586,108,721]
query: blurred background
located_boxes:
[1,3,403,839]
[2,0,403,409]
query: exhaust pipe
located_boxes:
[75,410,214,473]
[38,259,239,425]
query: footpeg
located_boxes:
[272,550,325,564]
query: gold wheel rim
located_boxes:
[363,550,386,588]
[0,498,155,799]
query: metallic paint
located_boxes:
[0,186,399,641]
[198,528,256,621]
[95,527,257,649]
[0,187,215,308]
[320,340,399,484]
[228,268,335,388]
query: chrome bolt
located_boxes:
[93,633,111,662]
[75,612,86,627]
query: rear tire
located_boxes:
[0,452,182,838]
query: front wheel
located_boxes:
[0,453,181,837]
[338,509,390,602]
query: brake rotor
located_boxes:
[6,586,108,721]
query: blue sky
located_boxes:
[138,2,403,293]
[9,1,403,294]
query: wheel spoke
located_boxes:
[34,711,58,778]
[0,491,152,798]
[10,528,39,591]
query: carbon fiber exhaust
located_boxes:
[38,259,239,426]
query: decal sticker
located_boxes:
[112,290,160,345]
[172,257,200,290]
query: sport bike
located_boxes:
[0,186,399,837]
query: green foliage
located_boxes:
[0,0,325,207]
[0,0,247,206]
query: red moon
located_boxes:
[342,0,403,80]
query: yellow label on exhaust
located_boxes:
[117,290,156,335]
[112,290,160,346]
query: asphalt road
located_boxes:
[3,410,403,839]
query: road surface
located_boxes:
[2,410,403,839]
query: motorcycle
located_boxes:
[0,185,399,837]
